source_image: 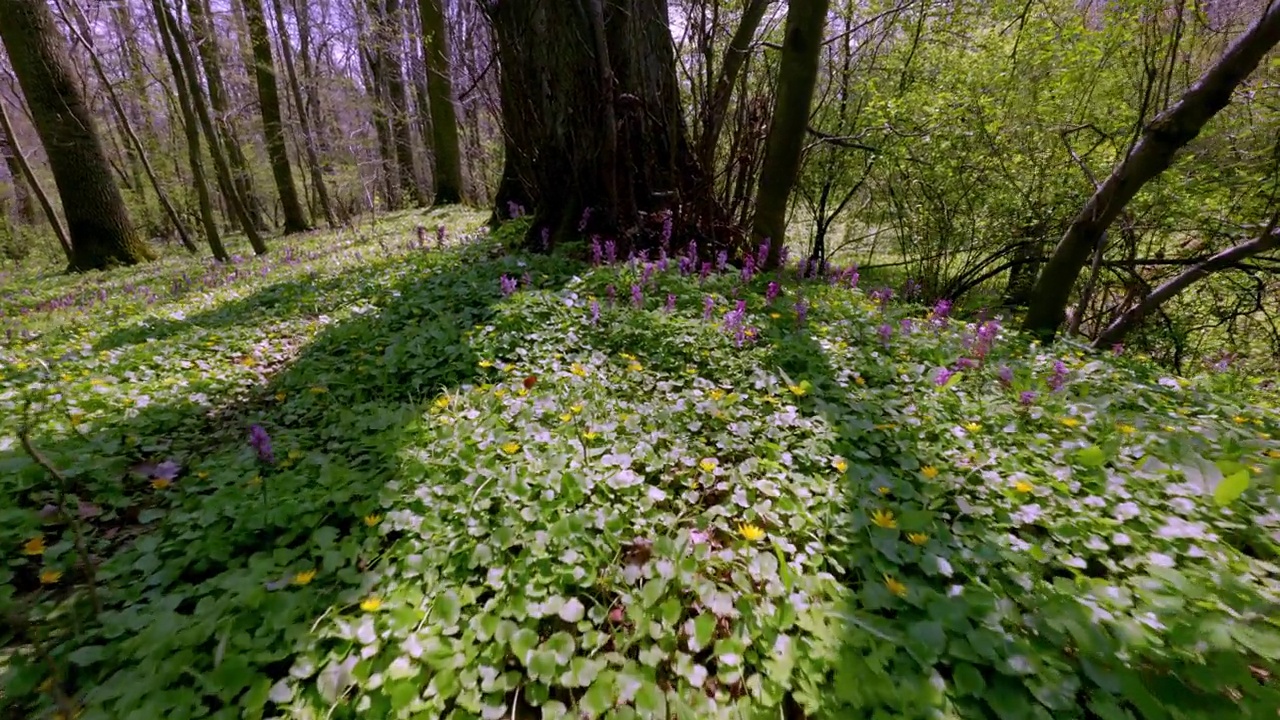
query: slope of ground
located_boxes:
[2,213,1279,719]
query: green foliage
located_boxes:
[2,210,1279,718]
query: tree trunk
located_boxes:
[751,0,830,269]
[0,0,151,271]
[486,0,716,252]
[242,0,310,232]
[0,115,37,225]
[188,0,269,232]
[0,98,71,261]
[1022,1,1280,340]
[418,0,464,204]
[155,0,266,255]
[1094,219,1280,348]
[270,0,336,227]
[696,0,771,171]
[369,0,426,207]
[151,0,228,260]
[358,14,402,211]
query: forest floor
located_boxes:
[2,210,1280,719]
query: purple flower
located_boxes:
[877,323,893,345]
[642,263,655,286]
[631,284,643,308]
[665,293,676,313]
[686,240,698,262]
[700,262,712,281]
[797,258,810,280]
[900,318,914,334]
[795,298,809,323]
[765,281,780,304]
[973,319,1002,358]
[249,424,274,464]
[661,212,673,250]
[954,357,978,371]
[997,365,1014,386]
[931,299,952,326]
[779,246,790,267]
[604,239,617,265]
[606,284,616,305]
[591,236,603,265]
[703,295,715,321]
[590,300,600,324]
[756,238,771,268]
[903,278,921,298]
[934,367,954,386]
[716,250,728,271]
[1019,390,1038,406]
[741,256,755,283]
[1047,360,1069,392]
[578,207,593,232]
[436,224,447,248]
[678,256,693,275]
[1111,343,1124,356]
[507,201,524,219]
[657,250,669,273]
[500,275,518,296]
[724,300,750,347]
[153,460,180,482]
[540,226,550,251]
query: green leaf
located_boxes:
[435,589,462,626]
[511,628,539,660]
[635,680,667,719]
[1214,469,1250,506]
[952,662,985,696]
[580,673,614,717]
[1074,445,1106,468]
[67,645,107,666]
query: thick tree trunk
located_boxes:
[156,0,266,255]
[1022,1,1280,340]
[0,0,152,271]
[242,0,310,232]
[152,0,228,260]
[1094,219,1280,348]
[188,0,269,232]
[270,0,336,227]
[486,0,717,252]
[417,0,464,204]
[369,0,426,207]
[0,98,71,261]
[751,0,831,269]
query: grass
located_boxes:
[2,210,1280,719]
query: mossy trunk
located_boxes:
[418,0,464,205]
[0,0,152,271]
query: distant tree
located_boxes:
[0,0,152,271]
[270,0,336,226]
[751,0,831,269]
[418,0,464,204]
[0,96,70,261]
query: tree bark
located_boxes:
[0,98,71,261]
[751,0,830,269]
[696,0,771,171]
[242,0,310,232]
[358,13,401,210]
[486,0,716,252]
[188,0,269,232]
[369,0,426,207]
[1022,1,1280,340]
[270,0,336,227]
[151,0,228,260]
[0,110,37,225]
[417,0,464,204]
[155,0,266,255]
[0,0,151,271]
[1093,219,1280,348]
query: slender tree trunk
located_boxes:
[151,0,227,260]
[242,0,310,232]
[418,0,464,204]
[270,0,336,227]
[751,0,831,269]
[58,0,198,254]
[486,0,715,250]
[155,0,266,255]
[0,98,71,261]
[370,0,426,207]
[360,38,401,209]
[697,0,771,170]
[1023,1,1280,340]
[1094,218,1280,348]
[0,119,37,225]
[188,0,269,232]
[0,0,151,271]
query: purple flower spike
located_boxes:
[590,300,600,325]
[436,224,447,248]
[997,365,1014,386]
[665,293,676,313]
[703,295,715,321]
[1019,390,1038,406]
[1048,360,1068,392]
[795,298,809,324]
[934,367,954,386]
[1112,343,1124,356]
[716,250,728,271]
[631,284,643,308]
[249,424,274,464]
[741,256,755,283]
[604,239,617,265]
[606,284,616,305]
[877,323,893,345]
[578,207,593,232]
[591,236,603,266]
[757,238,771,269]
[766,281,780,304]
[500,275,518,296]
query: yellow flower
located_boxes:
[884,575,908,598]
[907,533,929,546]
[1117,424,1137,434]
[965,422,981,432]
[292,569,317,586]
[699,458,718,473]
[738,523,766,542]
[1163,425,1177,433]
[621,353,636,361]
[1267,450,1280,459]
[248,474,262,487]
[197,470,209,479]
[1061,418,1081,428]
[39,569,62,585]
[870,509,897,529]
[628,362,643,372]
[434,396,450,409]
[360,597,383,612]
[1014,480,1033,493]
[876,485,891,496]
[570,404,584,414]
[478,359,494,368]
[363,514,382,527]
[1233,416,1248,424]
[788,384,808,397]
[517,388,529,397]
[570,363,587,377]
[494,388,507,398]
[275,392,287,401]
[921,466,939,479]
[22,536,46,556]
[560,413,574,423]
[769,312,781,319]
[709,389,726,401]
[855,376,866,386]
[583,430,599,441]
[832,458,848,473]
[309,386,328,394]
[501,442,521,455]
[150,478,171,490]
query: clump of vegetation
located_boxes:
[2,216,1278,718]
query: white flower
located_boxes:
[1157,518,1206,539]
[1085,535,1109,551]
[1114,502,1141,521]
[1011,504,1042,525]
[1147,552,1175,568]
[1112,532,1132,546]
[1169,497,1197,515]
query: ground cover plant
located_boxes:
[3,213,1280,719]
